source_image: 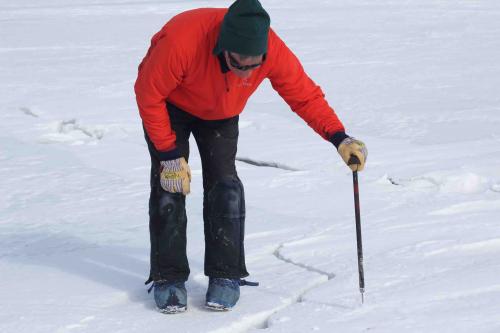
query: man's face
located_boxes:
[224,51,264,79]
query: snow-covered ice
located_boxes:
[1,0,499,332]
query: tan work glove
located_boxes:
[159,157,191,195]
[337,137,368,172]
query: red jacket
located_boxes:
[135,8,345,153]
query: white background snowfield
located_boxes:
[1,0,499,332]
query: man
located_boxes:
[135,0,367,314]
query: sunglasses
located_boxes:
[227,52,264,71]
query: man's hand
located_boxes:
[338,137,368,172]
[160,157,191,195]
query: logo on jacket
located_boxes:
[238,78,252,87]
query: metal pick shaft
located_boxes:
[352,169,365,304]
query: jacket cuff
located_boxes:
[158,147,181,161]
[329,131,349,149]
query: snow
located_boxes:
[1,0,500,332]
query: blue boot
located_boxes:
[149,281,187,314]
[205,278,258,311]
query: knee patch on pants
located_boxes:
[157,192,184,220]
[206,176,245,220]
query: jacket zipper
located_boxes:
[224,74,230,92]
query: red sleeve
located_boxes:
[134,32,187,152]
[267,32,345,140]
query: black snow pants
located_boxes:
[145,102,249,283]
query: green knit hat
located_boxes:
[213,0,271,56]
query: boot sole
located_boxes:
[158,305,187,314]
[206,302,233,311]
